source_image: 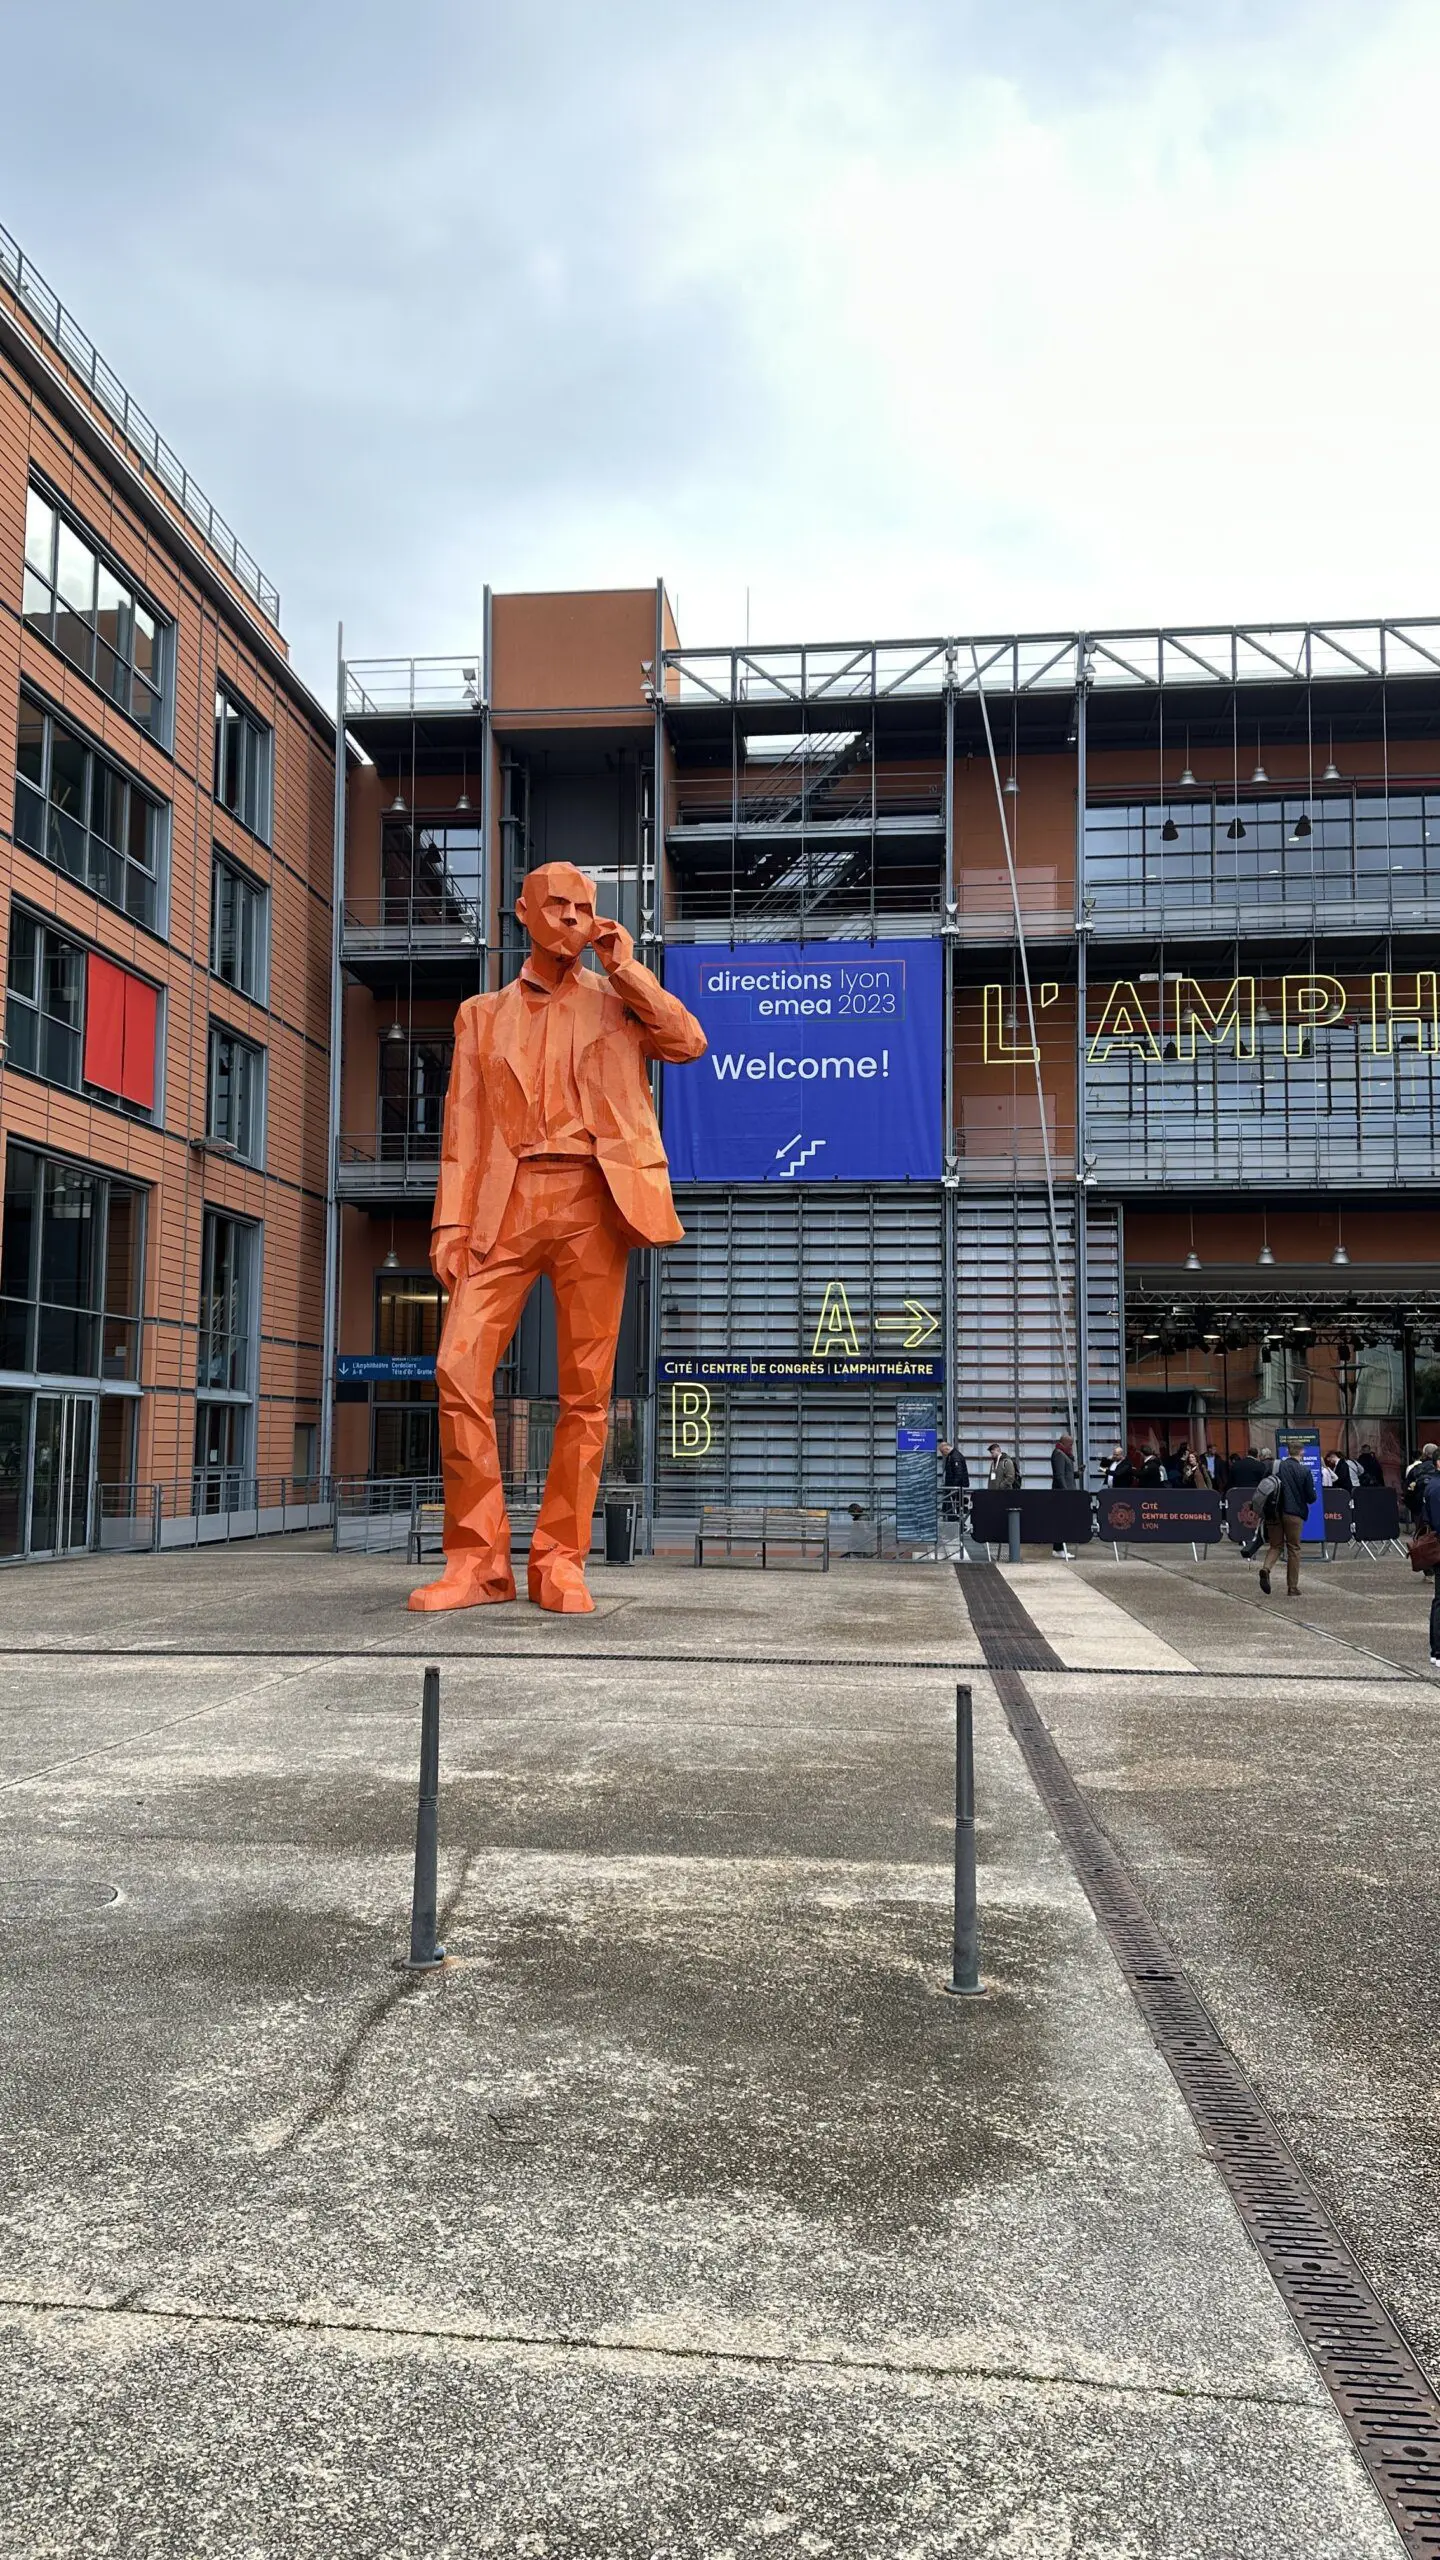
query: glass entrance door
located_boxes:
[0,1394,27,1560]
[28,1394,95,1556]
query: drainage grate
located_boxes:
[954,1561,1065,1671]
[993,1658,1440,2556]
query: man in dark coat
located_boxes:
[1259,1449,1316,1598]
[1050,1432,1077,1559]
[938,1440,969,1521]
[1357,1447,1385,1487]
[1229,1446,1266,1487]
[1423,1465,1440,1666]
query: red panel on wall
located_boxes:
[120,975,158,1111]
[83,954,126,1093]
[83,955,157,1110]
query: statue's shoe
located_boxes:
[527,1555,596,1614]
[408,1566,516,1612]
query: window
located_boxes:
[13,694,168,932]
[0,1141,145,1381]
[206,1022,265,1163]
[378,1033,453,1158]
[371,1271,444,1478]
[210,852,269,1001]
[6,910,159,1117]
[382,819,483,934]
[23,483,172,741]
[197,1211,256,1395]
[214,685,272,841]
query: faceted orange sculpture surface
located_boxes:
[409,861,706,1615]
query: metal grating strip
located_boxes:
[955,1560,1065,1671]
[991,1654,1440,2557]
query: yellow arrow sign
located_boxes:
[875,1299,940,1350]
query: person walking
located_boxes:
[987,1442,1019,1493]
[1422,1463,1440,1667]
[938,1439,969,1521]
[1050,1431,1077,1559]
[1404,1444,1439,1528]
[1260,1446,1316,1597]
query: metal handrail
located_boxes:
[343,658,486,717]
[0,223,280,625]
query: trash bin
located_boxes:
[604,1497,638,1565]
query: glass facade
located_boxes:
[381,820,483,935]
[13,694,168,931]
[1085,790,1440,933]
[371,1271,444,1478]
[23,482,171,741]
[0,1142,145,1383]
[1085,983,1440,1187]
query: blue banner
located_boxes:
[662,939,943,1182]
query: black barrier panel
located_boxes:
[1323,1492,1354,1541]
[1354,1486,1401,1542]
[1225,1487,1263,1544]
[1228,1488,1356,1545]
[969,1491,1094,1546]
[1099,1488,1222,1544]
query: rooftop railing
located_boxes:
[665,620,1440,707]
[0,224,281,628]
[343,658,485,719]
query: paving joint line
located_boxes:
[0,2288,1322,2411]
[960,1561,1440,2557]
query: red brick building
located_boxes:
[0,229,335,1558]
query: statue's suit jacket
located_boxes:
[433,957,707,1265]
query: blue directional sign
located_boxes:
[336,1355,436,1384]
[662,939,943,1183]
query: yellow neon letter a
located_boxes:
[1087,981,1161,1064]
[811,1280,861,1359]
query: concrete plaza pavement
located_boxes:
[0,1542,1421,2556]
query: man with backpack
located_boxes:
[1259,1446,1317,1598]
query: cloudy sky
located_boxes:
[7,1,1436,692]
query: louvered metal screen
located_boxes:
[953,1190,1122,1482]
[658,1186,944,1508]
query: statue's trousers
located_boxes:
[434,1160,631,1574]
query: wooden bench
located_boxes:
[693,1506,830,1572]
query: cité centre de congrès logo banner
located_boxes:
[660,939,943,1183]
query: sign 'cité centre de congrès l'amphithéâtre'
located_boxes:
[661,940,943,1183]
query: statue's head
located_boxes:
[515,860,596,964]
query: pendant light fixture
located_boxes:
[1331,1212,1349,1268]
[389,773,407,813]
[456,745,472,814]
[1179,727,1195,788]
[385,1017,407,1045]
[1184,1213,1202,1273]
[1226,813,1247,840]
[1322,724,1340,784]
[1257,1210,1275,1267]
[1161,815,1180,843]
[382,1217,399,1273]
[1251,728,1268,786]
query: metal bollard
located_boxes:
[406,1664,446,1970]
[1007,1505,1021,1563]
[945,1683,982,1996]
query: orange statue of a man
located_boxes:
[409,860,706,1616]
